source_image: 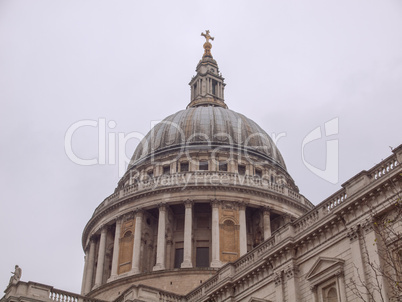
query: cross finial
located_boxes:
[201,30,214,43]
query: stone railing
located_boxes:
[49,288,104,302]
[93,172,307,215]
[49,289,80,302]
[293,208,320,234]
[234,251,255,273]
[2,281,105,302]
[293,150,401,235]
[370,154,399,181]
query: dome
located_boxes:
[129,106,287,170]
[80,33,313,300]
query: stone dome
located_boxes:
[79,34,313,300]
[129,106,287,170]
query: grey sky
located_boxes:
[0,0,401,294]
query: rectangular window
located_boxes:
[180,162,189,172]
[238,165,246,175]
[196,247,209,268]
[255,169,262,177]
[212,79,218,96]
[174,248,184,268]
[219,161,228,172]
[163,165,170,175]
[199,160,209,171]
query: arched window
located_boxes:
[325,287,338,302]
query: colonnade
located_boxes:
[81,202,273,294]
[191,77,225,100]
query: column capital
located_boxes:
[362,218,374,234]
[210,199,221,208]
[347,225,361,242]
[184,199,193,208]
[262,205,271,213]
[273,271,283,286]
[134,209,144,218]
[111,215,123,225]
[285,264,299,280]
[123,211,135,221]
[158,203,167,211]
[236,201,247,211]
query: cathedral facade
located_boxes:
[2,33,402,302]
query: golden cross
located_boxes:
[201,30,214,43]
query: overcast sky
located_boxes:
[0,0,401,294]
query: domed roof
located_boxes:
[129,106,287,170]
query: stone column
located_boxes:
[109,218,121,279]
[132,211,143,274]
[153,205,166,271]
[181,200,193,268]
[80,252,89,295]
[263,208,271,239]
[94,227,107,287]
[83,238,96,294]
[166,237,173,269]
[239,204,247,256]
[210,200,222,267]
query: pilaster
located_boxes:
[273,271,284,302]
[285,263,299,302]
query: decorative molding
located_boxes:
[285,264,299,280]
[347,226,360,242]
[306,257,345,288]
[273,271,282,286]
[362,218,374,234]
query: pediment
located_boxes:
[306,257,345,282]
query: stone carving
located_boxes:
[9,265,22,285]
[347,226,360,242]
[273,271,282,286]
[285,265,299,279]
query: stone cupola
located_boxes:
[187,30,227,109]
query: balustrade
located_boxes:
[93,172,304,215]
